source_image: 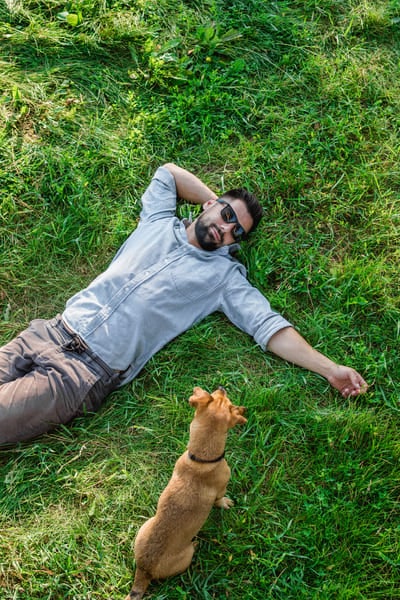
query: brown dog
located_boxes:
[124,386,247,599]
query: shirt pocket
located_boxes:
[170,258,225,301]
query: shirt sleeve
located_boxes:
[220,268,293,350]
[139,166,178,223]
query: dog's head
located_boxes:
[189,386,247,429]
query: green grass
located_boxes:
[0,0,399,598]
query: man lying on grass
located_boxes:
[0,163,368,444]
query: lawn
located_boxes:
[0,1,399,598]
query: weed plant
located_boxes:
[0,0,399,598]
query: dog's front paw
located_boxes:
[215,496,234,509]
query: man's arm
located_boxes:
[267,327,368,397]
[163,163,218,205]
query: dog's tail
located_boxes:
[125,567,152,600]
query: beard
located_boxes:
[194,215,220,251]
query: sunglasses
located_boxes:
[216,198,246,241]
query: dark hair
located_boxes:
[220,188,264,235]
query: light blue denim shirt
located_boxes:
[63,167,292,384]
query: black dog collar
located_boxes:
[187,450,225,463]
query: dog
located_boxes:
[124,386,247,599]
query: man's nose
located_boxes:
[220,221,235,234]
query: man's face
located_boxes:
[194,198,254,251]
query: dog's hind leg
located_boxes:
[153,542,195,580]
[124,567,152,600]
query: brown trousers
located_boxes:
[0,316,122,445]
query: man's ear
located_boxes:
[202,198,217,211]
[189,386,212,409]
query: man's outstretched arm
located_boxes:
[163,163,218,205]
[267,327,368,398]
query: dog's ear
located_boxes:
[230,405,247,426]
[189,387,212,409]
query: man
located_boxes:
[0,163,368,444]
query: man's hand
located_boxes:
[325,364,369,398]
[267,327,369,398]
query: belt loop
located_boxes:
[57,317,121,381]
[61,335,87,354]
